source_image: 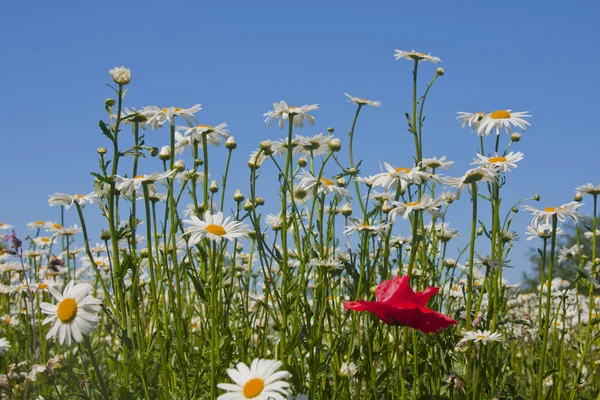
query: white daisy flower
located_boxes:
[476,110,531,136]
[298,170,352,201]
[461,329,502,344]
[525,223,565,241]
[183,211,249,245]
[339,361,358,378]
[33,237,54,247]
[40,281,102,346]
[372,162,435,191]
[443,167,497,199]
[576,183,600,196]
[48,193,98,209]
[174,129,221,154]
[522,202,582,226]
[0,222,13,231]
[263,101,319,130]
[217,358,291,400]
[27,221,46,230]
[472,151,524,172]
[343,93,381,108]
[343,219,388,236]
[421,156,454,171]
[114,170,176,200]
[394,49,441,64]
[456,112,487,132]
[176,123,230,150]
[389,194,444,221]
[293,133,332,156]
[355,175,378,187]
[109,66,130,85]
[0,338,10,355]
[584,229,600,241]
[142,104,202,130]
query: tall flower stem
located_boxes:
[348,104,367,217]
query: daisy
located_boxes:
[456,112,487,132]
[339,362,358,378]
[525,223,565,240]
[421,156,454,171]
[33,237,54,247]
[177,123,230,149]
[183,211,249,245]
[476,110,531,136]
[290,183,313,204]
[0,222,13,231]
[308,257,343,271]
[48,193,98,209]
[443,167,497,199]
[293,133,332,156]
[109,66,130,85]
[388,194,443,221]
[174,129,221,154]
[472,151,524,172]
[343,93,381,108]
[372,162,434,191]
[263,101,319,130]
[0,338,10,355]
[343,219,388,236]
[27,221,46,230]
[522,202,582,225]
[142,104,202,130]
[355,175,378,187]
[576,183,600,196]
[462,329,502,344]
[217,358,291,400]
[298,170,352,201]
[40,281,102,346]
[394,49,441,64]
[584,229,600,241]
[115,170,176,200]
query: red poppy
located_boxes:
[344,275,456,333]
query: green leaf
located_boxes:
[99,120,114,142]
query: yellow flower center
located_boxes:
[544,207,562,213]
[490,110,511,119]
[76,195,85,199]
[476,335,485,340]
[53,223,62,230]
[162,107,182,112]
[195,124,213,130]
[320,177,334,186]
[41,238,50,243]
[39,283,48,290]
[57,298,78,323]
[35,221,44,225]
[406,201,420,207]
[488,156,507,163]
[243,378,265,398]
[2,317,11,323]
[134,175,145,179]
[394,167,410,174]
[205,224,227,236]
[0,223,3,227]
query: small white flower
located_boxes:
[109,66,131,85]
[0,338,10,355]
[217,358,291,400]
[394,49,441,64]
[264,101,319,130]
[472,152,524,172]
[183,211,249,244]
[298,170,352,201]
[48,193,98,209]
[576,183,600,196]
[343,93,381,108]
[142,104,202,130]
[461,329,502,345]
[476,110,531,136]
[339,362,358,378]
[522,202,582,226]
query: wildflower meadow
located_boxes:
[1,49,599,400]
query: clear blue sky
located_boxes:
[1,1,598,283]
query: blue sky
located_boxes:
[1,1,598,283]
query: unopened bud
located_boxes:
[109,66,131,85]
[534,194,540,201]
[97,147,107,155]
[341,203,352,216]
[477,227,484,236]
[150,147,159,157]
[445,259,456,269]
[194,158,203,167]
[369,286,377,295]
[436,67,445,76]
[382,201,393,214]
[328,138,342,152]
[174,159,185,172]
[336,177,346,186]
[233,190,245,203]
[139,248,149,258]
[510,132,521,142]
[243,200,254,211]
[297,157,308,168]
[259,141,273,154]
[100,230,111,241]
[105,98,116,107]
[574,193,583,202]
[159,146,171,161]
[225,136,237,150]
[512,207,518,213]
[209,181,219,193]
[347,168,358,176]
[327,127,335,133]
[255,197,265,206]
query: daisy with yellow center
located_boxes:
[576,183,600,196]
[372,162,435,191]
[0,222,12,231]
[343,93,382,108]
[343,218,389,236]
[523,202,582,226]
[388,194,443,221]
[293,133,333,156]
[263,100,319,130]
[443,167,497,199]
[48,192,98,209]
[462,329,502,345]
[476,109,531,136]
[26,221,45,230]
[394,49,441,64]
[141,104,202,130]
[33,237,54,247]
[114,170,176,200]
[40,281,102,346]
[217,358,291,400]
[298,170,352,201]
[456,111,487,132]
[183,211,249,245]
[472,151,524,172]
[175,122,230,153]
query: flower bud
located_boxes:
[97,147,107,155]
[574,192,583,202]
[139,248,149,258]
[255,197,265,206]
[512,207,518,213]
[510,132,521,142]
[341,203,352,217]
[436,67,445,76]
[105,98,116,107]
[297,157,308,168]
[445,258,456,269]
[477,227,484,236]
[209,180,219,193]
[369,286,377,295]
[382,201,393,214]
[243,200,255,211]
[225,136,237,150]
[259,141,273,154]
[233,190,245,203]
[328,138,342,152]
[194,158,203,167]
[150,147,159,157]
[109,66,131,85]
[534,194,540,201]
[158,146,171,161]
[347,167,358,176]
[235,243,243,252]
[100,230,111,241]
[336,177,346,186]
[174,159,185,172]
[327,127,335,134]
